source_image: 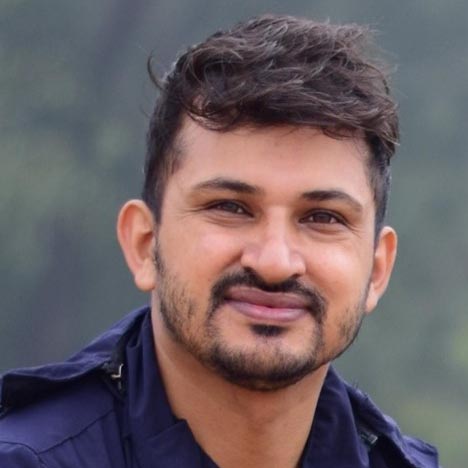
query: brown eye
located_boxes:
[303,211,341,224]
[313,212,336,223]
[210,201,249,215]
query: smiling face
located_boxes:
[123,120,397,391]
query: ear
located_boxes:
[365,226,398,314]
[117,200,157,292]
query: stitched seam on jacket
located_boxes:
[39,407,116,454]
[1,407,117,455]
[0,440,49,467]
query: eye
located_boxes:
[301,210,343,225]
[208,200,250,215]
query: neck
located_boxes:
[152,316,329,468]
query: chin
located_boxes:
[201,332,325,392]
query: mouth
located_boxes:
[224,286,310,323]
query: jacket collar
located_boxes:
[0,306,149,409]
[301,367,370,467]
[346,381,439,468]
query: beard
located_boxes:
[154,244,366,392]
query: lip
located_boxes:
[224,287,309,323]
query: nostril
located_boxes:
[240,249,305,284]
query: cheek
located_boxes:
[161,224,242,283]
[194,230,244,281]
[197,229,240,255]
[310,244,372,298]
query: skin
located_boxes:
[118,120,397,468]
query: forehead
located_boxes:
[170,120,373,201]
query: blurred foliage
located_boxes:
[1,1,467,466]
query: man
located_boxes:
[0,14,439,468]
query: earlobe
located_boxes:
[117,200,157,292]
[365,226,398,314]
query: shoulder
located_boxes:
[0,375,123,467]
[0,307,151,467]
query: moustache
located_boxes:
[209,268,327,322]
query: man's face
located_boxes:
[151,121,386,391]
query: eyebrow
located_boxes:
[302,190,363,213]
[191,177,263,195]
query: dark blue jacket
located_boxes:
[0,307,439,467]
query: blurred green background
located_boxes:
[1,1,467,465]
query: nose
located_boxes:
[240,222,306,284]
